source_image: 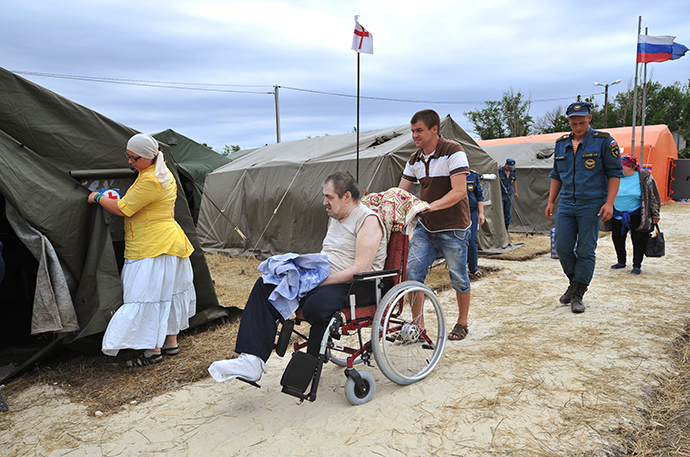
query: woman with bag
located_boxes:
[609,154,661,274]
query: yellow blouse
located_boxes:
[117,165,194,260]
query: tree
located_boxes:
[221,144,241,157]
[604,79,690,136]
[502,89,533,137]
[465,89,533,140]
[465,100,506,140]
[533,105,569,134]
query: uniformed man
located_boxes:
[466,170,485,278]
[499,158,518,231]
[545,101,623,313]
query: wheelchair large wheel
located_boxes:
[372,281,446,385]
[344,370,376,405]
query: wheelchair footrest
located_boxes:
[280,351,319,395]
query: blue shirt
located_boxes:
[498,165,516,197]
[613,171,641,218]
[466,171,484,211]
[550,127,624,206]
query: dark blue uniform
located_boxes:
[550,127,624,285]
[499,165,517,227]
[466,171,484,274]
[0,241,4,284]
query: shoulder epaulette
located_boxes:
[469,169,478,175]
[593,131,611,138]
[556,134,570,142]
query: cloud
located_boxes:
[3,0,689,149]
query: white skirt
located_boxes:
[102,254,196,356]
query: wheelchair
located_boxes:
[275,219,447,406]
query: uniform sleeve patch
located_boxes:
[610,139,620,159]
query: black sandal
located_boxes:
[126,352,163,367]
[162,345,179,356]
[448,323,468,341]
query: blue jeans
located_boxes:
[555,202,602,285]
[467,210,479,273]
[407,223,471,294]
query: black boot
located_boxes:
[559,275,574,304]
[570,281,588,314]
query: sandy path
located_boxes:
[2,202,689,457]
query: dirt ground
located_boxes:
[1,202,689,456]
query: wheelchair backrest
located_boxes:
[384,230,408,285]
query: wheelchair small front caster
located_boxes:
[344,369,376,405]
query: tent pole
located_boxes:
[274,85,281,144]
[631,16,641,156]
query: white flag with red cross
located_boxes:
[351,15,373,54]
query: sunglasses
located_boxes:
[125,153,142,162]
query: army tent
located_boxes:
[479,142,557,234]
[0,68,224,384]
[197,115,510,258]
[151,129,231,224]
[479,124,678,233]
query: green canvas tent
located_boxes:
[151,129,231,224]
[479,142,557,234]
[197,115,512,258]
[0,68,224,384]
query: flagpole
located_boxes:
[356,52,360,182]
[631,16,641,156]
[640,27,648,167]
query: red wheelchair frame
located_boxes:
[276,227,447,405]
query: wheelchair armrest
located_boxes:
[352,269,399,282]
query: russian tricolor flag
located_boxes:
[637,35,688,63]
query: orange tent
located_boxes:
[479,125,678,203]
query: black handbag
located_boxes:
[645,223,665,257]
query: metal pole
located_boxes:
[640,27,648,166]
[356,52,360,182]
[274,85,281,143]
[603,85,609,128]
[631,16,641,156]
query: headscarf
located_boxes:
[126,133,172,189]
[621,154,641,171]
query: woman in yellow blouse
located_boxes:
[89,134,196,367]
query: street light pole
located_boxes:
[593,79,621,128]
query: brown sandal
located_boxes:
[448,323,468,341]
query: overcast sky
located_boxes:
[3,0,689,151]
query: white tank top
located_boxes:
[320,203,387,274]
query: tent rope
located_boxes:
[240,162,307,274]
[199,169,249,246]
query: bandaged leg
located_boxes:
[208,353,267,383]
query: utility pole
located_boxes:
[593,79,620,128]
[274,85,281,143]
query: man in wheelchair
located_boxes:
[209,170,387,385]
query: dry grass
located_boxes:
[607,323,690,456]
[3,238,690,455]
[485,232,552,261]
